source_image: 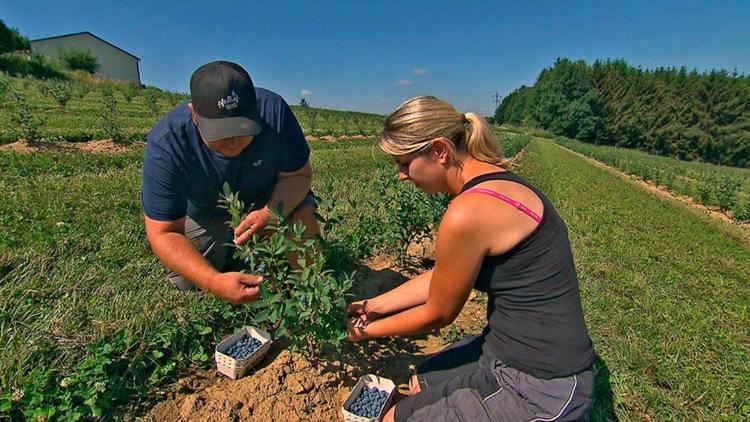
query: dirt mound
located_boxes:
[145,349,354,421]
[142,336,442,421]
[140,255,487,422]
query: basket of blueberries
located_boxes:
[342,374,396,422]
[215,326,272,379]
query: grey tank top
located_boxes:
[462,171,594,379]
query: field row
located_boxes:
[0,73,385,143]
[551,136,750,222]
[0,134,529,419]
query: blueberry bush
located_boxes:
[9,91,44,142]
[218,183,355,355]
[99,86,123,141]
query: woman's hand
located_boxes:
[346,316,371,342]
[346,299,382,342]
[346,299,382,325]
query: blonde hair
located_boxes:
[378,96,508,166]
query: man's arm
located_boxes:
[232,159,312,244]
[266,159,312,217]
[144,214,261,304]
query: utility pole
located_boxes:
[492,90,501,110]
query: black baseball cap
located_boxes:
[189,61,262,143]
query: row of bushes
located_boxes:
[0,51,67,80]
[0,73,386,142]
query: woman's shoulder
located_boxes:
[445,177,546,255]
[440,192,506,237]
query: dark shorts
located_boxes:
[167,193,317,290]
[395,335,594,422]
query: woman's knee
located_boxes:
[383,404,396,422]
[408,374,422,394]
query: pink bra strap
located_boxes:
[462,188,542,223]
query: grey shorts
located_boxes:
[395,335,594,422]
[166,193,317,291]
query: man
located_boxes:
[141,60,318,305]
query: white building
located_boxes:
[30,31,141,84]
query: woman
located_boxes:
[347,96,595,422]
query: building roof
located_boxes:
[31,31,140,61]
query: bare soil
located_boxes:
[304,135,368,142]
[0,135,369,153]
[137,249,487,422]
[0,139,143,153]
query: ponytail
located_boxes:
[463,112,509,166]
[379,96,509,167]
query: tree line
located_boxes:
[495,58,750,167]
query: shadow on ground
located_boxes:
[316,261,433,388]
[590,353,617,421]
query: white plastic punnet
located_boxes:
[215,326,272,379]
[342,374,396,422]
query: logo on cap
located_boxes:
[217,91,240,110]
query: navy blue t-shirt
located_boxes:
[141,88,309,221]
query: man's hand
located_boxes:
[233,208,277,245]
[208,272,262,305]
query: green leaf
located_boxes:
[191,350,208,362]
[275,325,289,339]
[254,309,271,323]
[249,299,266,309]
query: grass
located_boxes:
[515,140,750,420]
[0,136,747,419]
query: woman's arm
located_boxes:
[349,202,489,340]
[351,269,433,317]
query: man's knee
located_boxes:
[288,200,320,239]
[168,272,197,291]
[164,215,229,291]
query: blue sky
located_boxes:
[4,1,750,115]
